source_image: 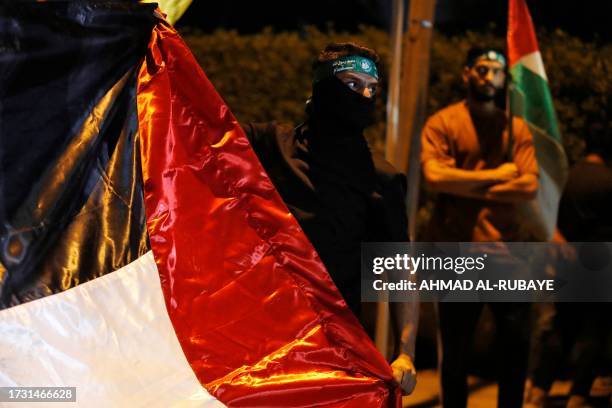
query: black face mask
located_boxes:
[310,76,376,132]
[301,76,378,195]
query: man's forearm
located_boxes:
[423,161,506,199]
[484,173,538,203]
[423,160,537,203]
[390,296,418,359]
[389,298,418,394]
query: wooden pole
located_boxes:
[376,0,436,359]
[384,0,405,163]
[376,0,406,359]
[395,0,436,241]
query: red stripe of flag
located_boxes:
[508,0,540,66]
[136,20,400,407]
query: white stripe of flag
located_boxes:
[0,252,225,408]
[514,51,548,81]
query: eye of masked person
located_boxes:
[336,71,378,98]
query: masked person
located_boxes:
[420,47,539,408]
[244,42,417,394]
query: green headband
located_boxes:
[313,55,379,84]
[468,49,507,68]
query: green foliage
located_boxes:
[538,30,612,162]
[183,26,391,149]
[183,26,610,162]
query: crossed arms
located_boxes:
[422,159,538,203]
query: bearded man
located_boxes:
[420,46,539,408]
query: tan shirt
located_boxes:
[421,101,538,241]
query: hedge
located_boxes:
[183,26,611,163]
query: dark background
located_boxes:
[177,0,610,41]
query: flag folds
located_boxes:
[0,2,400,406]
[0,0,154,310]
[508,0,568,240]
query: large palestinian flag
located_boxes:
[508,0,568,240]
[0,2,400,406]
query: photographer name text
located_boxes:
[373,279,554,292]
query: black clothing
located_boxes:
[530,302,610,396]
[438,302,531,408]
[558,160,612,241]
[244,121,408,315]
[531,159,612,397]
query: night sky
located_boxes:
[176,0,609,41]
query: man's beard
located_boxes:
[468,80,502,102]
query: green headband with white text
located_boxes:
[313,55,379,84]
[468,49,507,68]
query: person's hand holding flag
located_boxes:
[391,352,417,394]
